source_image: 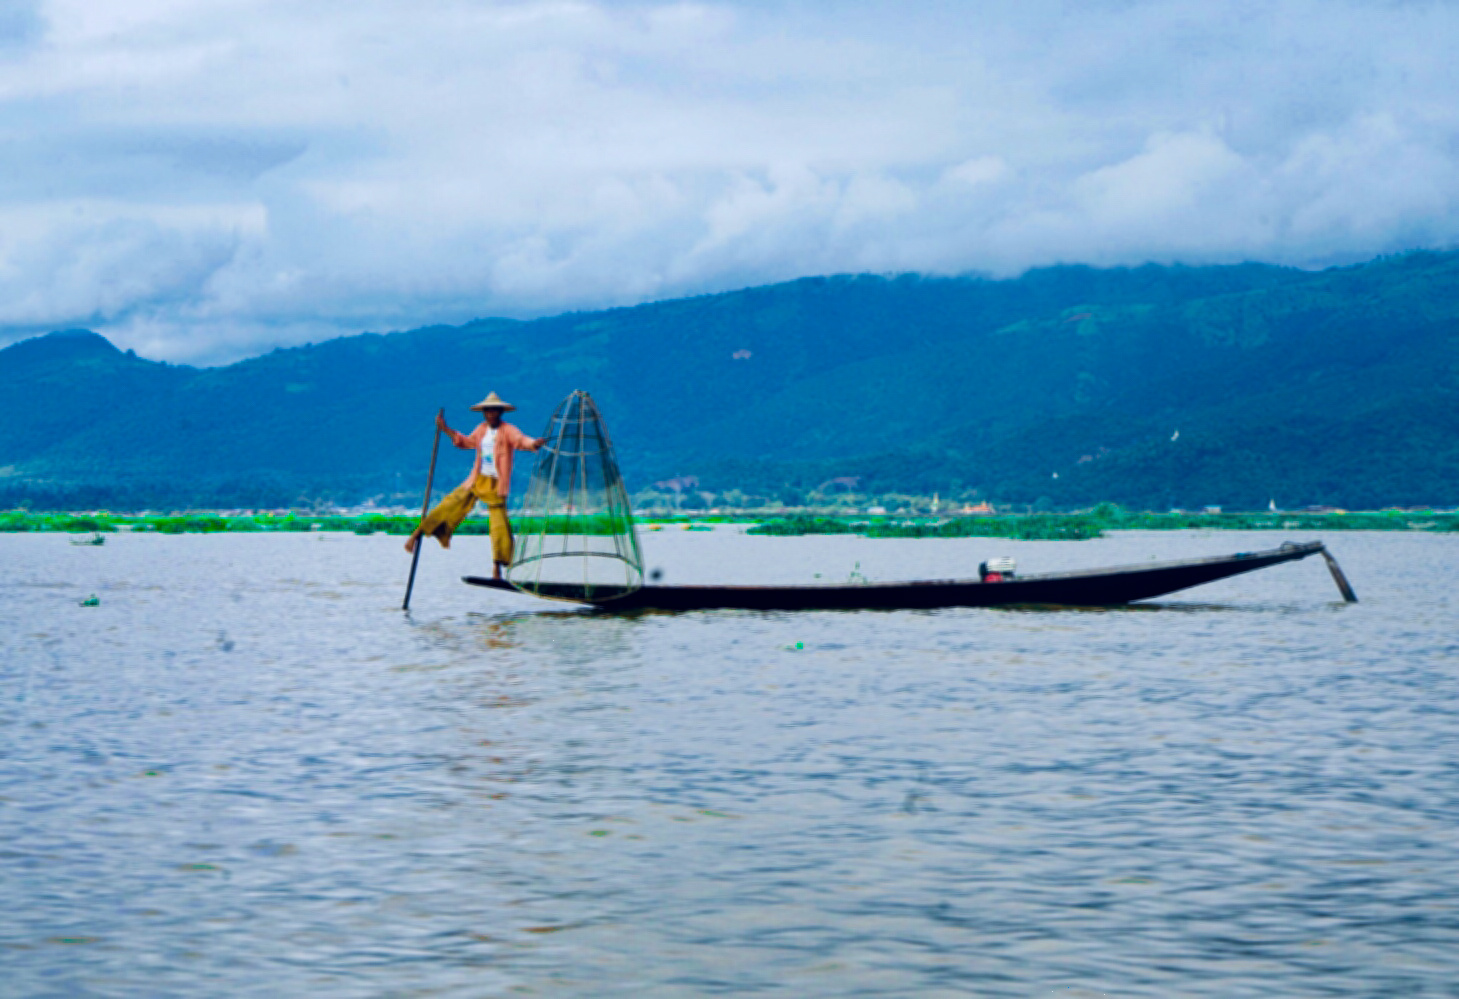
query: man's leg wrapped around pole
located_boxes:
[412,481,479,550]
[476,475,514,566]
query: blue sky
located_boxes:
[2,0,1457,363]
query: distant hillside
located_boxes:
[2,251,1457,510]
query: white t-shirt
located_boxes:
[479,425,498,477]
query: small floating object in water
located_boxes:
[79,594,99,607]
[685,523,712,532]
[71,533,106,546]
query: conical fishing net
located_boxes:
[507,391,644,602]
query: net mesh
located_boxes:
[507,391,643,602]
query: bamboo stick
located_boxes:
[402,408,445,612]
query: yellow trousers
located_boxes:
[417,474,513,564]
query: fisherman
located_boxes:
[405,392,546,580]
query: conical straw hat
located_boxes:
[469,391,516,412]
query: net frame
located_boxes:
[507,391,644,602]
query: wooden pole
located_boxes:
[1320,547,1359,603]
[402,408,445,612]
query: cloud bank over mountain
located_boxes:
[2,0,1457,363]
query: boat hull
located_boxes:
[464,541,1328,612]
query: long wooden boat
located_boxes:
[464,540,1355,611]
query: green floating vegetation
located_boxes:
[749,514,1104,540]
[0,509,634,536]
[0,512,119,533]
[512,514,635,536]
[0,510,418,535]
[2,506,1456,538]
[748,506,1459,540]
[1082,503,1459,533]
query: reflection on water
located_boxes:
[2,529,1457,997]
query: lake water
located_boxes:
[3,528,1457,997]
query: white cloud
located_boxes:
[0,0,1456,362]
[944,157,1012,189]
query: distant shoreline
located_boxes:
[4,509,1455,540]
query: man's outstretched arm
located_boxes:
[505,425,547,450]
[438,412,484,449]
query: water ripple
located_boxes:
[2,530,1457,996]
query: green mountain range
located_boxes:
[3,250,1457,511]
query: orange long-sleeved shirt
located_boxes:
[448,421,540,496]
